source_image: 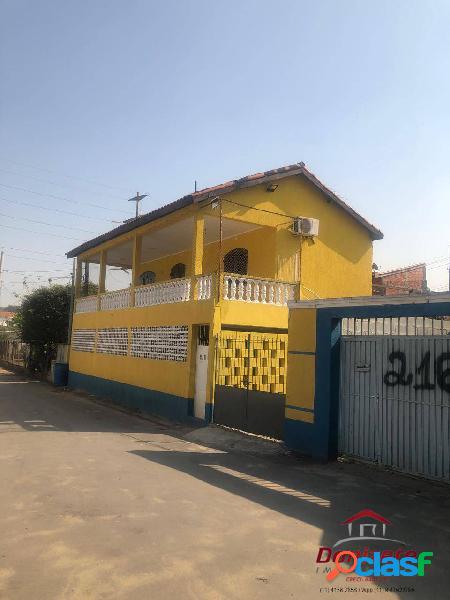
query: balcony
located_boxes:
[74,274,295,314]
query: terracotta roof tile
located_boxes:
[67,162,383,258]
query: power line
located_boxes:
[0,157,132,194]
[426,261,449,272]
[4,269,70,273]
[0,211,97,234]
[3,254,68,264]
[0,246,66,257]
[426,257,448,266]
[0,167,127,200]
[0,196,115,223]
[219,197,297,220]
[0,223,83,241]
[0,182,133,216]
[7,277,71,284]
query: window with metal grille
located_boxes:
[130,326,188,361]
[97,328,128,355]
[198,325,210,345]
[223,248,248,275]
[170,263,186,279]
[139,271,156,285]
[71,329,96,352]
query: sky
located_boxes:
[1,0,450,305]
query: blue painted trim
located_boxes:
[284,418,328,460]
[288,350,316,356]
[204,402,213,423]
[68,371,192,423]
[284,298,450,461]
[319,301,450,320]
[285,404,314,413]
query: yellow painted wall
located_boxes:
[71,174,376,406]
[139,249,192,282]
[285,308,317,423]
[70,299,214,399]
[137,226,277,282]
[217,176,373,299]
[80,174,374,301]
[219,301,289,329]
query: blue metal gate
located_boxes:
[340,319,450,482]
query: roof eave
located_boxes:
[66,163,383,258]
[66,194,194,258]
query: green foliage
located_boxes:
[0,329,10,342]
[13,284,72,372]
[80,282,99,297]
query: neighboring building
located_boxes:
[0,311,14,327]
[372,263,427,296]
[66,162,383,437]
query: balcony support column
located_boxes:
[97,250,107,311]
[191,213,205,299]
[99,250,107,293]
[74,258,82,298]
[131,235,142,306]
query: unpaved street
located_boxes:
[0,366,448,600]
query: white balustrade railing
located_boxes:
[100,288,131,311]
[196,275,212,300]
[135,278,191,307]
[75,275,294,312]
[75,295,98,313]
[223,274,295,306]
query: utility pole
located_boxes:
[128,192,147,219]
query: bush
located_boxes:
[12,285,72,373]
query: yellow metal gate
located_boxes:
[214,330,287,439]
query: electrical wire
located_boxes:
[0,223,83,241]
[4,269,70,273]
[0,167,128,201]
[1,247,66,257]
[3,254,68,265]
[0,156,132,194]
[0,211,97,234]
[0,182,133,216]
[206,196,297,220]
[0,196,115,223]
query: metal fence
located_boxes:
[0,338,30,368]
[342,316,450,336]
[339,334,450,482]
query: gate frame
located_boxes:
[285,293,450,460]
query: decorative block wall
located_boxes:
[96,328,128,355]
[71,329,96,353]
[72,326,190,362]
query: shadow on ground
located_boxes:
[1,366,449,598]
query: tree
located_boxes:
[12,284,72,373]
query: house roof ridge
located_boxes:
[66,162,383,258]
[342,509,391,525]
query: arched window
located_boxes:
[170,263,186,279]
[139,271,156,285]
[223,248,248,275]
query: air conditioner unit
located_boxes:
[291,217,319,237]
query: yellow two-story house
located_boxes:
[67,162,382,440]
